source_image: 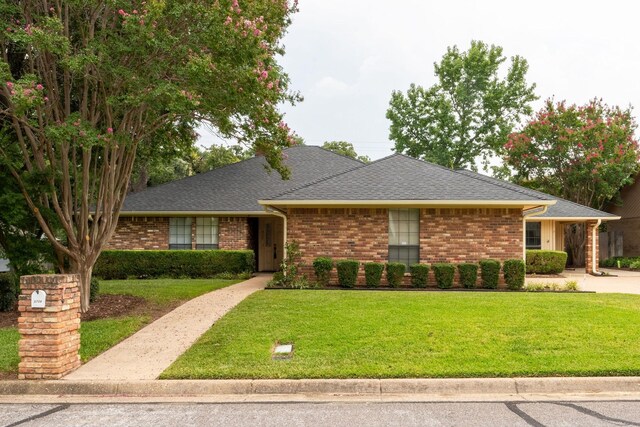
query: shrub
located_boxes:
[89,277,100,303]
[94,250,255,279]
[0,273,18,312]
[457,263,478,288]
[433,263,455,289]
[526,250,568,274]
[364,262,384,288]
[479,259,500,289]
[503,259,526,290]
[268,242,310,289]
[630,260,640,270]
[385,263,406,288]
[313,257,333,286]
[336,260,359,288]
[409,264,429,288]
[564,280,579,291]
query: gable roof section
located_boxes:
[454,170,618,220]
[121,146,364,213]
[262,154,554,207]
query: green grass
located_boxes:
[162,291,640,379]
[100,278,240,306]
[0,278,241,374]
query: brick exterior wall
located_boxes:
[18,274,81,380]
[288,207,523,286]
[585,220,599,274]
[106,216,251,251]
[105,217,169,250]
[606,218,640,257]
[219,217,251,250]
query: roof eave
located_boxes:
[118,210,272,217]
[527,216,621,221]
[258,200,557,209]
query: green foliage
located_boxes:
[409,264,429,288]
[602,256,640,269]
[479,259,500,289]
[387,40,537,170]
[630,261,640,270]
[526,250,568,274]
[457,263,479,288]
[336,260,360,288]
[94,250,255,279]
[268,242,309,289]
[504,99,639,210]
[364,262,384,288]
[0,273,17,312]
[321,141,370,163]
[385,262,406,288]
[89,277,100,303]
[433,263,455,289]
[525,281,579,292]
[312,257,333,286]
[503,259,526,290]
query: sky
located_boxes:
[199,0,640,161]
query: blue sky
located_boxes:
[199,0,640,161]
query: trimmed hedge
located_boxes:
[0,273,17,312]
[313,257,333,286]
[601,257,640,269]
[503,259,526,290]
[94,250,255,279]
[526,250,568,274]
[457,263,478,288]
[364,262,384,288]
[386,263,406,288]
[479,259,500,289]
[336,260,359,288]
[90,277,100,303]
[410,264,429,288]
[433,263,455,289]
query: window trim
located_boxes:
[388,208,420,267]
[526,221,542,250]
[169,217,193,250]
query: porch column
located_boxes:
[585,220,600,274]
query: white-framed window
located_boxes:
[169,217,192,250]
[526,222,542,250]
[389,208,420,267]
[196,217,219,250]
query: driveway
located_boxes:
[526,268,640,294]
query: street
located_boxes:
[3,401,640,427]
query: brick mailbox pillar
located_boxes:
[18,274,81,380]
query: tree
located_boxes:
[321,141,370,163]
[503,98,640,265]
[193,144,253,174]
[386,40,537,170]
[0,0,299,311]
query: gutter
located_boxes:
[263,205,288,259]
[522,205,549,259]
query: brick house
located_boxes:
[108,146,618,277]
[603,174,640,257]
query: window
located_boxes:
[169,217,192,250]
[196,217,219,250]
[526,222,542,250]
[389,208,420,267]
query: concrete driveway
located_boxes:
[526,268,640,294]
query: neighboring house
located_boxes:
[604,175,640,258]
[0,258,9,273]
[109,146,617,278]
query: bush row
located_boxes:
[601,256,640,269]
[94,250,255,279]
[313,258,526,290]
[526,250,567,274]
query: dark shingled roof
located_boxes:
[121,146,364,213]
[454,170,618,219]
[268,154,552,202]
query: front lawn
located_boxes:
[162,291,640,379]
[0,278,240,376]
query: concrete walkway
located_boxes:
[64,274,271,381]
[526,268,640,294]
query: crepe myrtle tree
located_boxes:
[0,0,300,312]
[503,98,640,265]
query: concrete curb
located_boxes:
[1,377,639,397]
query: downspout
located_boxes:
[592,219,602,275]
[522,205,549,260]
[264,205,288,260]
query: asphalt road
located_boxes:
[2,401,640,427]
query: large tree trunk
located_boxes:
[71,261,93,313]
[565,223,586,267]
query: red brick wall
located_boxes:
[585,220,599,273]
[288,207,523,285]
[105,217,169,250]
[106,216,250,250]
[219,217,251,250]
[420,208,523,263]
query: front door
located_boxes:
[258,217,283,271]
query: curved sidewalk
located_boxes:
[64,274,270,381]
